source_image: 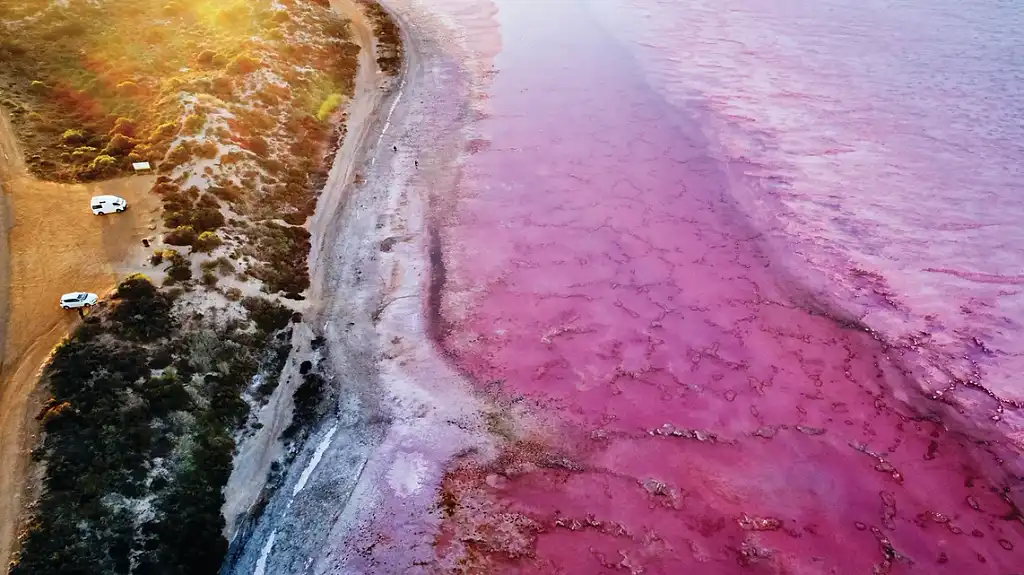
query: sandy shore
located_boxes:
[0,109,162,568]
[218,0,388,541]
[219,0,511,570]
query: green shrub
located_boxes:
[191,207,225,232]
[282,373,326,440]
[246,136,269,158]
[61,129,85,145]
[241,296,291,333]
[114,273,158,300]
[183,113,205,135]
[166,261,193,282]
[70,147,97,164]
[149,122,179,144]
[197,193,220,209]
[110,275,173,341]
[161,249,184,266]
[88,155,119,177]
[164,225,197,246]
[103,134,137,156]
[163,143,192,169]
[316,93,344,121]
[211,76,234,100]
[194,231,223,253]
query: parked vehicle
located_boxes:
[90,195,127,215]
[60,292,98,309]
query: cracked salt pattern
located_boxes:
[421,0,1024,572]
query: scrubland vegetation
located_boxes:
[0,0,367,571]
[357,0,404,75]
[12,275,294,574]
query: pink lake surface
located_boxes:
[419,0,1024,571]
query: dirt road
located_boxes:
[0,108,162,569]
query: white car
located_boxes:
[60,292,98,310]
[91,195,127,215]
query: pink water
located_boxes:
[420,0,1024,571]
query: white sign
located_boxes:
[132,161,151,171]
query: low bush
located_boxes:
[281,372,326,441]
[243,222,311,294]
[60,128,85,145]
[149,122,179,144]
[240,296,292,334]
[195,140,219,159]
[195,49,218,66]
[115,80,141,96]
[87,154,119,178]
[183,113,206,135]
[164,225,197,246]
[109,117,137,138]
[226,53,260,75]
[191,207,225,232]
[166,261,193,283]
[102,134,137,156]
[316,93,344,121]
[200,256,234,275]
[194,231,223,253]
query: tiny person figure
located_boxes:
[415,160,419,168]
[392,145,397,152]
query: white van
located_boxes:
[91,195,128,215]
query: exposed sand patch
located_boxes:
[0,107,162,569]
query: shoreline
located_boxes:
[220,0,507,570]
[218,0,390,543]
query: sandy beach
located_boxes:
[0,108,161,568]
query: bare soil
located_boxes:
[0,107,162,569]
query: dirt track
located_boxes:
[0,109,162,569]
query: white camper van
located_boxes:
[90,195,128,215]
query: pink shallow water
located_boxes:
[418,0,1024,571]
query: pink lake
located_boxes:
[424,0,1024,572]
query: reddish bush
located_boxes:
[103,134,138,156]
[245,136,270,158]
[109,117,137,138]
[226,54,260,75]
